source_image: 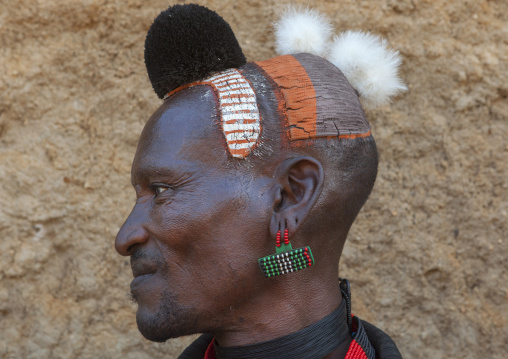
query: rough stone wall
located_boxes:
[0,0,506,358]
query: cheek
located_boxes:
[147,184,268,301]
[150,179,254,249]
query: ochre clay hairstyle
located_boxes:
[144,4,405,155]
[143,4,406,273]
[145,4,404,158]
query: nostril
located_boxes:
[126,228,149,254]
[115,224,149,256]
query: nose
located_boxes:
[115,202,150,256]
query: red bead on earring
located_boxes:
[276,230,281,247]
[284,228,290,245]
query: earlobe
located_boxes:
[270,156,324,238]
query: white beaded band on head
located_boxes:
[164,68,261,159]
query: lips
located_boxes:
[131,261,158,279]
[130,258,159,295]
[130,272,155,294]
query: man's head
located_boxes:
[115,3,403,343]
[115,78,377,342]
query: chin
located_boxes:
[135,288,198,342]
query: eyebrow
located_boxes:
[132,163,170,184]
[131,163,195,187]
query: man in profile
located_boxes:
[115,4,405,358]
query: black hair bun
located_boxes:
[144,4,247,99]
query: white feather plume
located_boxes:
[327,31,407,109]
[274,5,333,57]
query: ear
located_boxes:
[269,156,324,239]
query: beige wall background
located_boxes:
[1,0,507,358]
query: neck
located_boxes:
[212,274,343,347]
[214,298,350,359]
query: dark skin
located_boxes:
[115,86,351,357]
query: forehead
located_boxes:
[132,86,227,181]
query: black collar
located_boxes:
[213,299,349,359]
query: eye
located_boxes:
[155,187,167,195]
[152,184,170,196]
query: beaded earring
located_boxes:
[258,228,315,277]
